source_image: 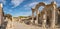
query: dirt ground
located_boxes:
[6,21,60,29]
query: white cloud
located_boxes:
[0,0,6,5]
[23,2,39,11]
[0,0,3,2]
[24,2,39,8]
[28,2,39,8]
[11,0,24,8]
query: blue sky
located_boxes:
[0,0,60,17]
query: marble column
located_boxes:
[0,3,3,26]
[35,9,39,24]
[32,8,35,24]
[42,11,47,29]
[50,2,56,29]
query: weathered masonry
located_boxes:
[0,3,4,26]
[31,1,59,29]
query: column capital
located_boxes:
[31,8,35,12]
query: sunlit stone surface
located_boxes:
[0,3,3,26]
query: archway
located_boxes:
[34,2,46,24]
[38,6,44,24]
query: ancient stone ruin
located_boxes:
[31,1,59,29]
[0,3,4,27]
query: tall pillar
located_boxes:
[35,9,39,24]
[0,3,3,26]
[42,11,47,29]
[55,10,58,25]
[31,8,35,24]
[50,2,56,29]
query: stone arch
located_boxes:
[31,1,57,29]
[33,2,47,29]
[31,2,46,25]
[34,2,46,24]
[35,2,45,10]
